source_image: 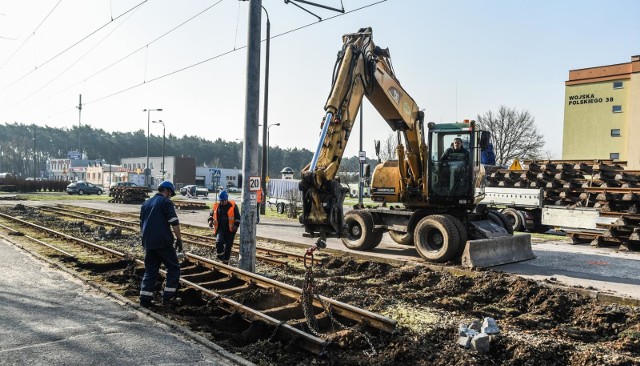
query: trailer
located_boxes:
[481,187,618,233]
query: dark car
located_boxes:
[110,182,137,189]
[66,181,103,195]
[179,185,208,197]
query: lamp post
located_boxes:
[142,108,162,187]
[260,5,271,215]
[266,122,280,183]
[152,120,166,180]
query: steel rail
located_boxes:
[42,205,312,264]
[0,211,330,354]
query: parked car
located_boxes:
[227,186,241,193]
[179,185,209,197]
[110,182,137,188]
[66,181,103,195]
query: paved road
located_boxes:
[5,197,640,301]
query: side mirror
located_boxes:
[479,131,491,150]
[363,164,371,178]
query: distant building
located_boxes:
[195,167,242,191]
[86,164,128,187]
[120,156,195,189]
[280,167,295,179]
[562,55,640,168]
[46,158,103,181]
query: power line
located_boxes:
[0,0,63,70]
[42,0,391,118]
[0,0,147,93]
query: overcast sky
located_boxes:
[0,0,638,162]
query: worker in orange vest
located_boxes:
[256,187,264,224]
[207,191,240,264]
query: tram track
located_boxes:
[39,205,321,267]
[0,210,396,355]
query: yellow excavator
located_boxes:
[299,27,534,268]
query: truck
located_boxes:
[297,27,534,268]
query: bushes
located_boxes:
[0,178,68,193]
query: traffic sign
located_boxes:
[359,151,366,163]
[249,176,261,192]
[210,169,221,177]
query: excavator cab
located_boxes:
[427,122,483,207]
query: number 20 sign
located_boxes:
[249,176,261,192]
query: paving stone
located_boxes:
[471,332,491,353]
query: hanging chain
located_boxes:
[300,242,377,357]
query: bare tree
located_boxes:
[476,106,545,166]
[377,132,398,161]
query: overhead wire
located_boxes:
[0,0,63,70]
[42,0,390,117]
[3,0,225,111]
[0,0,147,93]
[81,0,388,107]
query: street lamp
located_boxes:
[152,120,165,180]
[260,5,271,215]
[143,108,162,187]
[266,122,280,183]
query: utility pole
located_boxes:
[76,94,82,155]
[33,127,37,180]
[238,0,262,272]
[260,5,271,215]
[359,104,364,205]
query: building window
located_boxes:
[611,129,621,137]
[613,81,623,89]
[612,105,622,113]
[610,153,620,159]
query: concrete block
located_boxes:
[470,332,490,353]
[457,335,472,348]
[482,317,500,334]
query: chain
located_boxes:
[300,243,377,357]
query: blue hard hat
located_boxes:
[158,180,176,196]
[219,190,228,200]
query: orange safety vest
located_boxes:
[256,188,264,204]
[212,200,237,235]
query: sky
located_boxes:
[0,0,639,163]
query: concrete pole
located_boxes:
[238,0,262,272]
[260,6,270,215]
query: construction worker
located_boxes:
[139,180,183,308]
[256,187,264,224]
[208,190,240,264]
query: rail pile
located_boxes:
[487,159,640,250]
[173,200,210,210]
[108,187,151,204]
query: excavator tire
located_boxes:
[342,211,383,251]
[413,215,461,263]
[441,214,468,256]
[488,211,514,235]
[389,230,413,246]
[501,208,525,232]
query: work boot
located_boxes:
[140,299,155,308]
[162,297,181,309]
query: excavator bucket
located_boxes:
[461,234,534,268]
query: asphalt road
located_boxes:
[5,195,640,302]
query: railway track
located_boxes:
[38,205,320,266]
[0,210,396,355]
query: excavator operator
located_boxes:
[440,138,469,162]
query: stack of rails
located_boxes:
[108,187,151,204]
[486,159,639,251]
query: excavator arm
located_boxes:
[299,27,426,238]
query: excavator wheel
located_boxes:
[389,230,413,246]
[441,214,468,256]
[501,208,525,232]
[341,211,383,251]
[488,211,514,235]
[413,215,461,263]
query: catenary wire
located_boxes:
[0,0,147,93]
[0,0,63,70]
[45,0,389,118]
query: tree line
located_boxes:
[0,123,316,179]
